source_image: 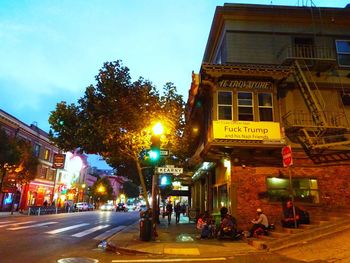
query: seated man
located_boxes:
[281,200,310,228]
[217,207,239,239]
[248,208,269,237]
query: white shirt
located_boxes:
[252,213,269,227]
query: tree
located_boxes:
[91,176,114,204]
[0,128,38,211]
[123,181,140,199]
[49,60,189,208]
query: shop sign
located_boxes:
[219,80,273,90]
[213,120,281,141]
[53,153,66,169]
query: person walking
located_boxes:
[166,200,173,225]
[174,202,181,224]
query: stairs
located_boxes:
[248,208,350,251]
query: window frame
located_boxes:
[237,91,254,121]
[335,40,350,67]
[44,149,51,161]
[266,177,319,204]
[217,91,233,120]
[34,143,41,158]
[258,92,274,122]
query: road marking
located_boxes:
[72,225,110,237]
[0,221,14,224]
[7,221,58,230]
[46,223,90,234]
[164,248,200,255]
[111,258,226,262]
[93,225,125,240]
[0,221,36,228]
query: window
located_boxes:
[238,92,253,121]
[266,177,319,204]
[44,149,51,161]
[34,144,41,157]
[258,93,273,121]
[40,167,48,179]
[336,40,350,67]
[218,91,232,120]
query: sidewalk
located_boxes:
[0,211,26,217]
[107,214,260,257]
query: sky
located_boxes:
[0,0,348,168]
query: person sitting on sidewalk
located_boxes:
[217,207,240,239]
[248,208,269,238]
[281,200,310,228]
[196,211,215,239]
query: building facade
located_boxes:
[0,109,60,211]
[187,4,350,228]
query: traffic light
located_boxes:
[149,134,161,162]
[160,175,172,186]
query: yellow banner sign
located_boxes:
[213,121,281,141]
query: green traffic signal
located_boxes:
[149,149,160,161]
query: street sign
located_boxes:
[282,146,293,167]
[160,150,169,156]
[156,167,183,174]
[53,153,66,169]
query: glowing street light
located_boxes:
[98,185,105,193]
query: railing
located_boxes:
[28,206,69,215]
[277,45,336,63]
[282,110,349,129]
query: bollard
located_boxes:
[38,207,41,216]
[28,207,31,215]
[56,207,58,214]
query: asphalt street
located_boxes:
[0,210,139,263]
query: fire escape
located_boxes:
[279,44,350,154]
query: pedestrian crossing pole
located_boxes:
[151,171,158,240]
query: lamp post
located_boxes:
[151,122,163,240]
[97,185,105,208]
[80,183,86,202]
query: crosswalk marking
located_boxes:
[46,223,90,234]
[72,225,110,237]
[7,221,58,230]
[0,221,35,228]
[93,225,125,240]
[0,221,14,224]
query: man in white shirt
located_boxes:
[248,208,269,237]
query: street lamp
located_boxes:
[151,122,164,240]
[98,185,105,193]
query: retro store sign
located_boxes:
[213,120,281,141]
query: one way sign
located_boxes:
[156,167,183,174]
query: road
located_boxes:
[0,210,139,263]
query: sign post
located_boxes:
[282,146,297,228]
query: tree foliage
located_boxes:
[0,128,38,187]
[49,60,189,206]
[90,176,114,203]
[122,181,140,199]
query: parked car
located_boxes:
[87,203,95,211]
[100,203,114,211]
[76,202,88,211]
[116,203,128,212]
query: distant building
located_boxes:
[187,4,350,227]
[86,167,126,203]
[0,109,59,211]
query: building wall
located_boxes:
[0,109,59,211]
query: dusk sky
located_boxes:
[0,0,348,168]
